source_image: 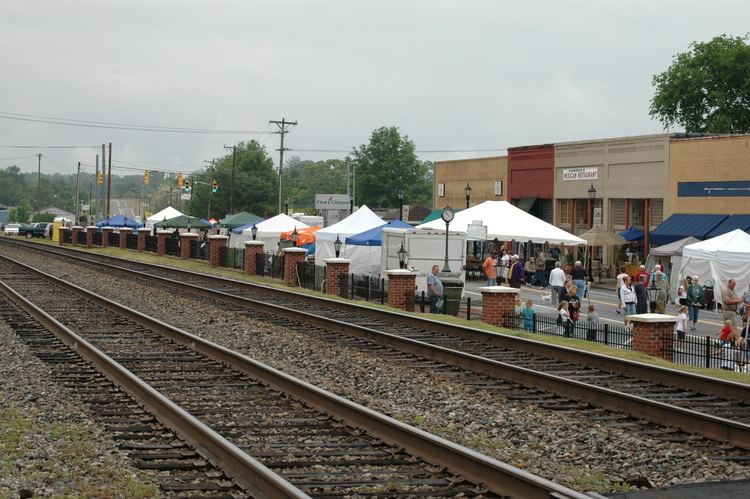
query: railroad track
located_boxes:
[3,240,750,451]
[0,253,589,498]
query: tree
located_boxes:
[186,140,277,219]
[32,212,56,223]
[284,156,348,212]
[650,34,750,133]
[9,200,32,223]
[349,127,432,208]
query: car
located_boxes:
[4,223,22,236]
[19,222,51,239]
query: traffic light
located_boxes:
[211,180,219,193]
[184,180,191,193]
[177,174,184,187]
[97,172,104,185]
[143,170,150,185]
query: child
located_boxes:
[514,295,523,327]
[676,305,688,340]
[557,300,571,337]
[522,299,535,331]
[585,304,599,341]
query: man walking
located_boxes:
[427,265,444,314]
[534,250,546,288]
[482,253,498,286]
[549,261,566,303]
[509,255,524,289]
[722,279,742,327]
[571,260,586,300]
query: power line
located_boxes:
[0,111,272,135]
[286,147,507,154]
[0,144,99,149]
[0,154,38,162]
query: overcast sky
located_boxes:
[1,1,748,177]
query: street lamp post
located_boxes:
[397,242,407,269]
[251,222,258,241]
[440,206,454,273]
[647,281,660,313]
[398,189,404,222]
[291,226,299,245]
[587,183,597,280]
[464,183,472,209]
[285,197,290,216]
[334,234,342,258]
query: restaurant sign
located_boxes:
[562,167,598,181]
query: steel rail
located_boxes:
[0,253,589,499]
[5,237,746,404]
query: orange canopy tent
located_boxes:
[280,226,321,246]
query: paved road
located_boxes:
[111,199,137,220]
[463,280,725,338]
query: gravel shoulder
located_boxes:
[4,247,750,494]
[0,320,160,498]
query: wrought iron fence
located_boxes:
[297,261,323,291]
[92,231,102,246]
[165,237,181,257]
[77,230,87,245]
[350,274,385,304]
[669,331,749,371]
[189,239,208,260]
[61,230,71,244]
[144,235,158,253]
[221,247,244,270]
[126,233,138,250]
[109,232,120,247]
[503,311,633,350]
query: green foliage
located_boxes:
[32,212,56,223]
[0,166,27,206]
[186,140,277,219]
[349,127,432,208]
[650,34,750,133]
[284,157,348,212]
[9,200,32,223]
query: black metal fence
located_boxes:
[76,230,87,245]
[61,230,71,244]
[109,232,120,247]
[221,247,244,270]
[165,237,181,257]
[126,233,138,250]
[92,231,102,246]
[503,311,633,350]
[669,331,749,371]
[145,235,158,253]
[297,261,325,291]
[350,274,386,303]
[189,239,209,260]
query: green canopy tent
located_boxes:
[154,215,211,229]
[219,211,262,229]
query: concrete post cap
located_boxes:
[386,269,417,276]
[85,226,98,230]
[243,240,265,246]
[156,230,174,235]
[58,227,70,230]
[208,235,229,240]
[179,232,200,237]
[478,285,520,294]
[137,228,152,232]
[71,226,84,230]
[625,313,679,323]
[325,258,351,264]
[101,226,116,230]
[282,247,307,253]
[118,227,133,232]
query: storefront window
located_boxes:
[558,199,571,224]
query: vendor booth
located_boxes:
[231,213,309,250]
[96,214,142,230]
[146,206,183,230]
[342,220,412,275]
[680,229,750,305]
[647,236,700,292]
[314,206,385,266]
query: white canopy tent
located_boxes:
[679,229,750,305]
[315,206,385,273]
[647,236,700,293]
[417,200,585,245]
[145,206,183,230]
[230,213,309,250]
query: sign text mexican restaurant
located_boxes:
[562,167,598,181]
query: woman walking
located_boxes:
[686,275,704,331]
[620,276,637,321]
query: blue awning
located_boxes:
[96,214,143,229]
[705,214,750,238]
[346,220,413,246]
[649,214,728,245]
[618,226,644,241]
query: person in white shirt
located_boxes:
[500,249,510,285]
[676,305,688,340]
[549,261,566,304]
[615,266,629,314]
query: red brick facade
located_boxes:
[157,231,171,257]
[282,248,307,287]
[85,226,96,248]
[480,287,520,327]
[630,315,676,361]
[325,259,350,296]
[101,227,114,248]
[386,270,416,311]
[180,234,198,259]
[243,241,265,275]
[208,236,228,268]
[119,228,133,250]
[71,227,82,246]
[137,228,150,252]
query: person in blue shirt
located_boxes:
[426,265,443,314]
[522,298,535,331]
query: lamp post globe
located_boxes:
[291,226,299,244]
[397,242,407,269]
[333,234,342,258]
[251,222,258,241]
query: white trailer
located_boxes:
[380,227,466,296]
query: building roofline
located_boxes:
[434,155,507,165]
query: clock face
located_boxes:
[441,207,454,223]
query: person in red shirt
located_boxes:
[719,320,734,342]
[634,264,650,288]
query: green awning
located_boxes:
[219,211,262,229]
[419,208,463,225]
[154,215,211,229]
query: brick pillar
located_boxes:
[386,269,417,311]
[208,235,229,268]
[137,228,150,253]
[118,228,133,250]
[58,227,70,246]
[480,285,521,328]
[156,230,172,257]
[71,226,83,246]
[243,241,265,275]
[180,233,199,259]
[325,258,351,296]
[101,227,114,248]
[629,313,678,361]
[85,226,97,248]
[282,247,307,287]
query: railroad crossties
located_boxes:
[1,238,750,497]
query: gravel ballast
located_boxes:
[3,246,750,493]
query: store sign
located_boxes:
[466,220,487,241]
[494,180,503,196]
[315,194,350,210]
[562,167,598,181]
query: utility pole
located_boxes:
[223,145,236,214]
[74,162,81,224]
[88,172,93,216]
[95,154,99,219]
[36,153,42,213]
[269,118,297,214]
[204,159,215,219]
[106,142,112,219]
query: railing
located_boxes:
[350,274,385,304]
[92,231,102,246]
[126,233,138,250]
[218,246,228,267]
[297,261,322,291]
[221,247,244,270]
[165,237,181,257]
[503,311,633,350]
[61,230,72,244]
[144,235,158,253]
[109,232,120,247]
[669,331,749,371]
[77,231,87,245]
[189,239,208,260]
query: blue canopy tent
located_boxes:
[617,226,644,241]
[346,220,412,246]
[231,218,265,234]
[96,214,143,229]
